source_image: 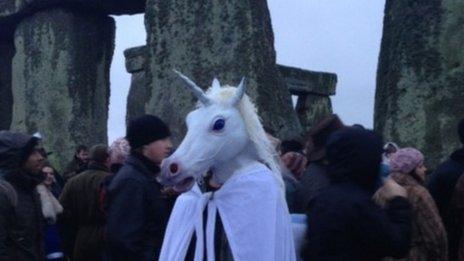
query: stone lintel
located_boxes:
[277,64,337,96]
[0,0,144,26]
[124,45,146,73]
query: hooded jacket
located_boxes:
[0,131,44,261]
[303,128,412,261]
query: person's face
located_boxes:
[415,163,427,180]
[142,138,173,165]
[42,166,55,186]
[23,149,45,174]
[77,150,89,162]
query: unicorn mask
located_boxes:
[160,71,282,193]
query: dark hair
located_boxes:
[280,140,304,155]
[76,145,88,154]
[88,144,110,164]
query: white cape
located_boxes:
[159,162,296,261]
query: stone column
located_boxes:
[0,29,14,130]
[124,46,149,124]
[375,0,464,168]
[10,8,115,170]
[278,65,337,133]
[145,0,302,144]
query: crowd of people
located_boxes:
[1,114,464,260]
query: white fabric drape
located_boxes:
[159,162,296,261]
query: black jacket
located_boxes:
[294,161,329,213]
[428,147,464,260]
[303,128,412,261]
[0,131,44,261]
[104,154,176,261]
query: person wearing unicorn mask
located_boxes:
[104,115,176,261]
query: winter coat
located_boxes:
[104,154,176,261]
[59,162,110,261]
[381,172,448,261]
[303,128,412,261]
[428,148,464,260]
[0,131,44,261]
[450,174,464,260]
[293,161,329,213]
[62,158,87,182]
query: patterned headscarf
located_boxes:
[109,138,130,165]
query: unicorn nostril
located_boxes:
[169,163,179,174]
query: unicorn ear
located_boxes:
[231,77,246,106]
[173,69,212,106]
[211,78,221,91]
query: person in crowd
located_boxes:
[428,118,464,260]
[59,144,111,261]
[63,145,89,182]
[40,163,64,261]
[0,130,46,260]
[375,148,448,261]
[380,142,399,180]
[105,115,176,261]
[450,170,464,260]
[293,114,345,213]
[302,127,412,261]
[108,138,130,174]
[279,139,307,212]
[99,138,131,214]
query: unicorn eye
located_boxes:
[212,118,226,131]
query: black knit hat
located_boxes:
[126,115,171,150]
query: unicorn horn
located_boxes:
[231,77,247,106]
[173,69,212,106]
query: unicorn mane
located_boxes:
[204,85,284,190]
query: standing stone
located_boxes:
[145,0,302,144]
[278,65,337,133]
[0,29,14,130]
[375,0,464,168]
[10,8,115,170]
[124,46,149,124]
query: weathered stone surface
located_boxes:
[375,0,464,168]
[124,46,150,123]
[10,8,115,170]
[0,0,144,24]
[145,0,302,144]
[0,30,14,130]
[277,65,337,96]
[295,94,332,134]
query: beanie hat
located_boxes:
[88,144,109,163]
[126,115,171,150]
[389,148,424,174]
[458,118,464,144]
[109,138,130,164]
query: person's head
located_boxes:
[0,131,44,175]
[383,142,399,159]
[75,145,89,163]
[389,148,426,181]
[280,140,304,155]
[326,127,383,189]
[88,144,111,169]
[42,164,56,187]
[126,114,172,165]
[305,114,345,162]
[458,118,464,144]
[109,138,130,166]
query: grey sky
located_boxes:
[108,0,386,143]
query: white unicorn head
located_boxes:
[160,71,283,193]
